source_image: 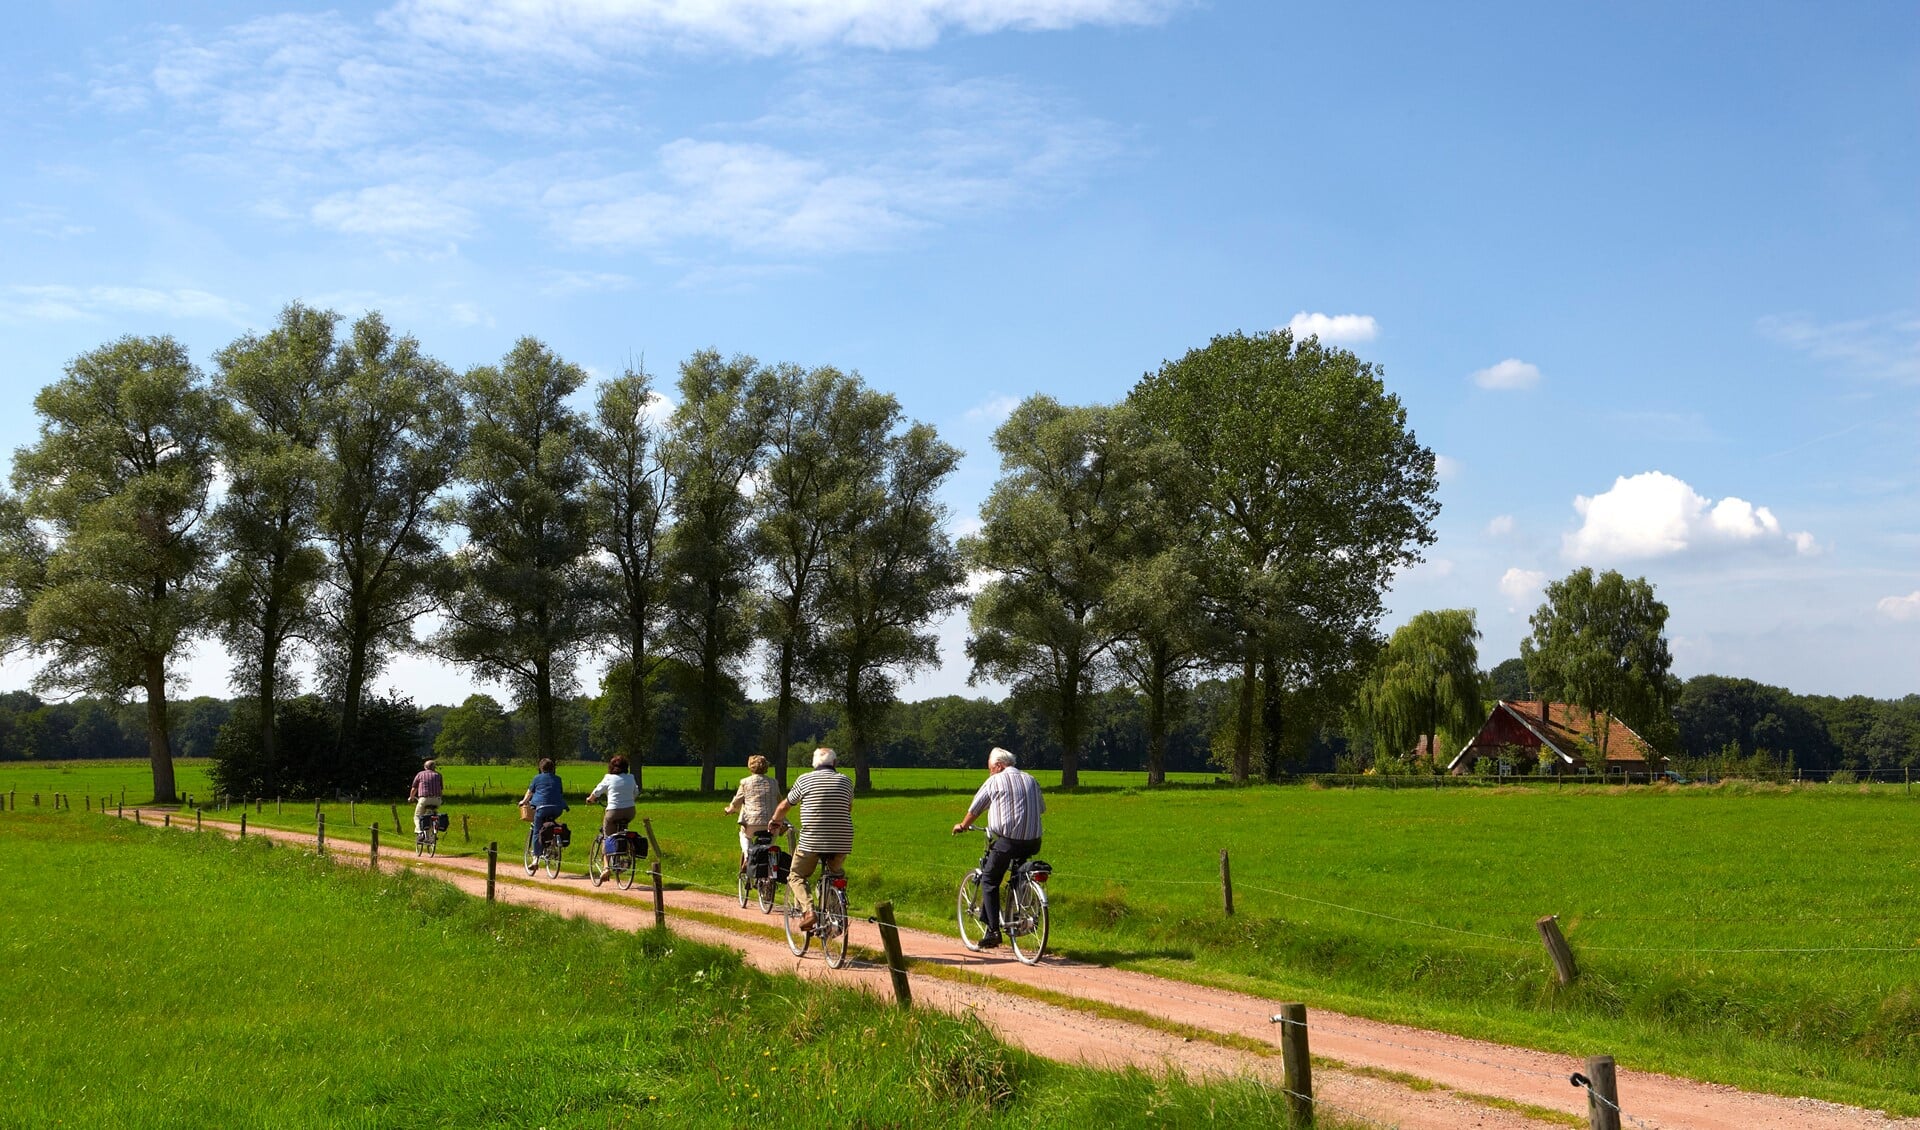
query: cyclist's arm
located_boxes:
[769,797,793,829]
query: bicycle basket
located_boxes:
[1024,859,1052,884]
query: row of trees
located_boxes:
[0,306,961,799]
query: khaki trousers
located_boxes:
[787,849,847,915]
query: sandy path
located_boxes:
[156,814,1918,1130]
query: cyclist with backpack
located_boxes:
[952,747,1044,948]
[408,759,445,837]
[519,757,569,857]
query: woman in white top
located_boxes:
[585,754,638,836]
[723,755,782,863]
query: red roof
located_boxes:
[1447,700,1661,772]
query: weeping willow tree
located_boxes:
[1358,608,1482,769]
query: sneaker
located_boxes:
[978,929,1002,948]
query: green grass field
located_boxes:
[0,811,1315,1128]
[13,759,1920,1115]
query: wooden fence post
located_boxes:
[370,824,380,871]
[317,812,326,855]
[163,812,170,828]
[650,861,665,928]
[875,901,913,1008]
[462,813,470,843]
[643,818,662,860]
[85,795,91,812]
[240,813,247,839]
[349,799,355,825]
[196,808,202,831]
[1275,1003,1313,1126]
[276,796,282,815]
[390,804,402,836]
[134,809,141,824]
[1537,915,1579,985]
[1219,849,1234,916]
[486,842,498,901]
[1583,1054,1620,1130]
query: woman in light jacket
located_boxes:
[723,755,781,868]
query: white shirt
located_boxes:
[588,772,637,810]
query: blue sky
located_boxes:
[2,1,1916,707]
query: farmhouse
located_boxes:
[1446,699,1665,778]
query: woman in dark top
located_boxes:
[520,758,568,860]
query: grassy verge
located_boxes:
[0,811,1333,1129]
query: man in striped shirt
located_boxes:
[952,746,1045,948]
[770,747,853,933]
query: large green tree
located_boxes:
[662,351,771,793]
[1358,608,1483,768]
[439,338,597,765]
[211,302,340,772]
[753,365,876,790]
[2,336,221,802]
[1130,330,1439,782]
[965,398,1156,789]
[582,366,672,787]
[317,314,465,759]
[810,405,964,791]
[1521,567,1674,762]
[433,693,517,765]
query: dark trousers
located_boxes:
[526,806,564,852]
[981,836,1041,931]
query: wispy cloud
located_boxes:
[1498,567,1547,610]
[1486,514,1515,537]
[0,285,247,324]
[386,0,1185,59]
[1761,311,1920,384]
[1284,311,1377,344]
[1878,591,1920,622]
[1433,454,1461,482]
[1562,471,1817,563]
[1471,358,1540,390]
[964,394,1020,424]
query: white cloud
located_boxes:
[964,394,1020,424]
[1471,358,1541,390]
[1284,311,1377,344]
[1486,514,1515,537]
[312,184,477,240]
[387,0,1184,58]
[1498,567,1547,610]
[1562,471,1817,563]
[0,285,246,324]
[1878,591,1920,622]
[1433,454,1461,482]
[1760,312,1920,384]
[539,269,633,296]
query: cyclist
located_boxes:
[585,755,638,836]
[519,757,569,856]
[769,747,853,934]
[408,758,445,838]
[952,746,1044,948]
[723,755,780,870]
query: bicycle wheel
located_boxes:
[415,826,429,858]
[1009,882,1049,965]
[783,889,812,957]
[588,839,606,886]
[821,884,850,969]
[426,828,438,858]
[956,871,988,952]
[756,877,776,914]
[737,863,750,908]
[543,841,562,879]
[524,835,539,875]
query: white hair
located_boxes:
[812,747,838,769]
[988,747,1016,769]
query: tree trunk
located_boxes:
[1059,655,1082,790]
[624,625,648,791]
[1261,649,1284,781]
[145,655,178,804]
[535,658,556,764]
[846,664,871,793]
[1233,647,1255,784]
[337,605,371,762]
[775,638,796,792]
[699,578,722,794]
[258,597,281,773]
[1146,643,1168,787]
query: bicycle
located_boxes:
[955,829,1051,965]
[524,819,565,878]
[414,809,443,858]
[589,825,645,890]
[738,828,791,914]
[781,859,850,969]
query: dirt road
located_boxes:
[156,814,1918,1130]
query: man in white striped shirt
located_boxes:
[952,746,1045,949]
[770,747,854,933]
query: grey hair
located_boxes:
[988,747,1016,769]
[812,747,838,769]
